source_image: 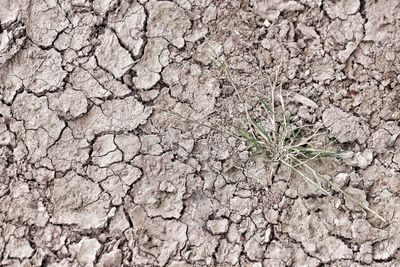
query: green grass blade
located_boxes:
[250,117,272,144]
[258,96,273,113]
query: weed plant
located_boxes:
[172,44,385,223]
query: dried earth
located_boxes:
[1,0,400,266]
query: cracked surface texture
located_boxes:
[1,0,400,266]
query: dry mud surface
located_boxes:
[1,0,400,266]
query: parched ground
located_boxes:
[1,0,400,266]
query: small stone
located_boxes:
[335,173,350,188]
[356,150,373,169]
[369,129,391,154]
[264,225,273,243]
[392,111,400,120]
[206,218,229,234]
[294,93,319,109]
[69,237,101,266]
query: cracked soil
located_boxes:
[1,0,400,266]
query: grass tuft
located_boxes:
[172,42,386,223]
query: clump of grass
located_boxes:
[173,43,386,223]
